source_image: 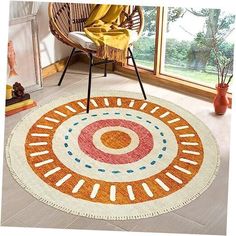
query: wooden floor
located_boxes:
[1,63,231,235]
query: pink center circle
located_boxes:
[78,119,154,164]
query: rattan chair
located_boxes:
[48,3,147,113]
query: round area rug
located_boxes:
[6,91,220,220]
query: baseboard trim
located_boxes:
[42,58,66,79]
[42,53,115,79]
[42,54,81,79]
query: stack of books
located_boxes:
[5,93,36,116]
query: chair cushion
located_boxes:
[68,30,139,51]
[68,32,97,51]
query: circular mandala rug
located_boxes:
[6,91,220,220]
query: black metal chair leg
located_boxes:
[58,47,76,86]
[86,53,93,113]
[104,58,107,77]
[128,47,147,100]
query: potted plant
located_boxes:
[211,36,233,115]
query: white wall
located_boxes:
[36,2,71,68]
[9,1,70,68]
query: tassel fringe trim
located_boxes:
[96,45,127,63]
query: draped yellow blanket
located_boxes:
[84,4,130,63]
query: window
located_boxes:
[132,6,157,71]
[161,7,235,91]
[125,6,235,95]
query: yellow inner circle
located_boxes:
[101,130,132,149]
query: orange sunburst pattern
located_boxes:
[24,96,204,204]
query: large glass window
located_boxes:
[131,6,157,70]
[161,7,235,91]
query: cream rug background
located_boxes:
[6,91,220,220]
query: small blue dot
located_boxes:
[98,169,105,172]
[85,164,92,168]
[65,135,69,140]
[158,154,163,158]
[162,147,167,151]
[127,170,134,173]
[126,113,132,116]
[68,151,73,156]
[163,139,167,144]
[139,166,146,170]
[160,132,164,136]
[73,122,79,126]
[75,158,80,163]
[64,143,68,148]
[81,117,87,121]
[136,116,142,119]
[112,170,120,174]
[91,114,97,117]
[155,126,159,130]
[68,128,72,132]
[151,160,156,165]
[103,112,109,115]
[146,120,152,124]
[115,112,120,115]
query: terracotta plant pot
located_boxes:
[213,83,229,115]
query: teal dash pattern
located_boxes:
[64,112,167,175]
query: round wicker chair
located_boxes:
[48,3,146,113]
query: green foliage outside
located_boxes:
[133,37,155,62]
[134,37,234,71]
[133,37,234,88]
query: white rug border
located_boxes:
[5,90,220,220]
